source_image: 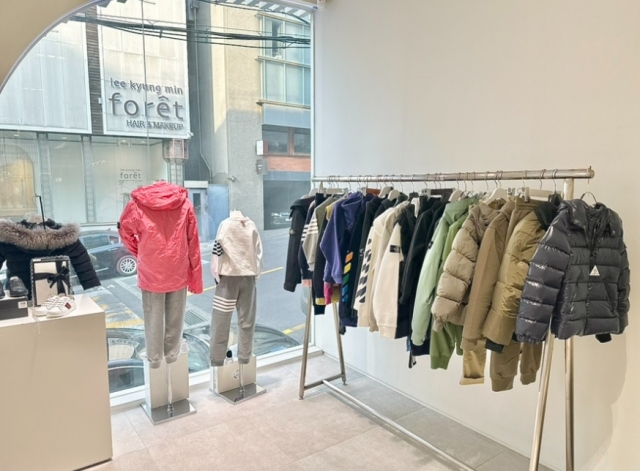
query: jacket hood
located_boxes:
[561,199,622,236]
[0,219,79,251]
[470,202,502,239]
[534,196,561,231]
[131,181,188,211]
[290,195,314,215]
[442,196,478,225]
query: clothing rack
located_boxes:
[299,167,595,471]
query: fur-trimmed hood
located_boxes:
[0,219,80,251]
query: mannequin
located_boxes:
[119,181,203,368]
[210,210,263,366]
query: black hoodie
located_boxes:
[284,196,314,292]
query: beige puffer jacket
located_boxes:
[432,202,502,327]
[483,201,559,347]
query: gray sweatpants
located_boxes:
[141,288,187,369]
[211,276,257,366]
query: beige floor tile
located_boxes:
[285,354,363,383]
[477,449,553,471]
[125,396,238,448]
[110,412,145,457]
[326,376,425,420]
[275,463,305,471]
[103,355,540,471]
[295,427,456,471]
[396,408,507,468]
[146,416,293,471]
[247,392,378,461]
[87,449,160,471]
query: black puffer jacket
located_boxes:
[0,219,100,297]
[516,200,630,344]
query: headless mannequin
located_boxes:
[210,210,263,367]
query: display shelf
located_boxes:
[0,294,113,471]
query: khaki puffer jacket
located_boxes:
[483,201,559,347]
[432,202,502,328]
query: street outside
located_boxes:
[76,228,307,352]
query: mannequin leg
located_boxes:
[211,276,238,366]
[141,290,166,369]
[236,276,257,365]
[164,288,187,365]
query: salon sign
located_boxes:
[102,76,190,138]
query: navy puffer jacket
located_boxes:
[516,200,630,344]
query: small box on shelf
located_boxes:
[0,296,28,321]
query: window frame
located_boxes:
[259,14,311,107]
[263,125,310,157]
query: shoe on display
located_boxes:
[33,296,60,317]
[9,277,28,297]
[46,296,76,319]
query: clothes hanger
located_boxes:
[449,173,464,202]
[421,174,431,196]
[524,169,556,201]
[388,175,402,201]
[482,170,509,205]
[379,176,393,198]
[581,176,598,205]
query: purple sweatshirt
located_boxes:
[320,193,371,285]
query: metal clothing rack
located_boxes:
[299,168,595,471]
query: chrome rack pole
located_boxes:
[529,335,554,471]
[312,168,594,184]
[564,178,575,471]
[332,301,347,385]
[299,290,346,399]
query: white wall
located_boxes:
[314,1,640,470]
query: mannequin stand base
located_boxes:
[141,399,196,425]
[213,383,266,405]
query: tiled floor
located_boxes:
[89,355,551,471]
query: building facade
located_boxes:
[0,0,311,237]
[0,1,190,227]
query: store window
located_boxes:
[0,0,313,396]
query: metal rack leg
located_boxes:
[563,178,575,471]
[299,292,348,399]
[299,288,314,399]
[332,302,347,385]
[565,338,574,471]
[529,335,554,471]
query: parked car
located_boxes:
[80,230,137,277]
[270,212,291,227]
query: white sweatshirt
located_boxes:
[373,223,403,338]
[211,212,263,282]
[353,201,409,331]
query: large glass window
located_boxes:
[261,16,311,106]
[0,0,312,396]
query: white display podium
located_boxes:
[141,343,196,424]
[0,295,113,471]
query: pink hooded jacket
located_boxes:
[118,181,203,294]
